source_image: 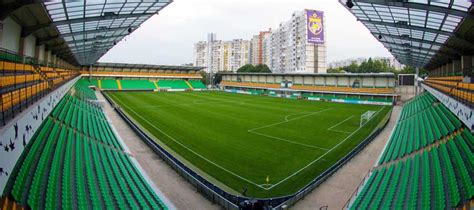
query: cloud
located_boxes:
[99,0,392,65]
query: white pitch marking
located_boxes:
[112,92,386,191]
[248,130,330,151]
[329,129,353,134]
[246,108,334,150]
[284,112,311,121]
[248,108,334,132]
[262,106,385,190]
[328,115,355,131]
[110,94,268,190]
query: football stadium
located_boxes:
[0,0,473,210]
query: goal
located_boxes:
[360,111,376,127]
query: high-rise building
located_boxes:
[258,30,272,65]
[249,29,272,66]
[193,41,207,69]
[193,35,251,72]
[263,10,326,73]
[250,35,260,65]
[229,39,251,71]
[193,9,327,74]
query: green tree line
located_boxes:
[237,64,272,73]
[327,58,426,76]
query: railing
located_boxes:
[0,48,80,126]
[103,91,393,209]
[275,107,392,210]
[423,78,473,108]
[102,93,240,209]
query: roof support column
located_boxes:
[453,59,461,76]
[446,62,455,76]
[415,67,419,96]
[461,55,473,82]
[443,63,449,77]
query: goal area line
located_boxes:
[110,93,385,192]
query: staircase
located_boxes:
[185,80,194,90]
[98,79,102,89]
[116,80,122,90]
[1,196,26,210]
[153,81,159,89]
[33,65,49,83]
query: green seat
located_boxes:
[120,79,156,90]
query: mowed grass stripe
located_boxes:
[110,94,266,189]
[109,92,323,178]
[107,91,391,197]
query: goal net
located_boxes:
[360,111,376,127]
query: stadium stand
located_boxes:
[291,84,394,94]
[0,197,24,210]
[219,74,397,102]
[398,92,437,120]
[1,50,79,125]
[100,79,119,90]
[188,80,206,89]
[378,93,463,164]
[4,79,168,209]
[351,134,473,209]
[120,79,157,90]
[349,92,473,209]
[77,79,204,91]
[340,0,474,208]
[424,77,473,104]
[81,71,200,78]
[221,81,281,89]
[157,80,190,89]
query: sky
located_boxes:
[99,0,393,66]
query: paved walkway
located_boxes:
[96,92,220,210]
[292,106,402,210]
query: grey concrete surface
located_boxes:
[96,91,221,210]
[96,89,407,210]
[291,106,401,210]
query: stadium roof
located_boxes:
[218,72,395,77]
[94,62,205,71]
[339,0,474,69]
[1,0,172,66]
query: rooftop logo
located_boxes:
[306,9,325,44]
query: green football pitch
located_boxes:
[106,91,391,198]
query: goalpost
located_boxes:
[360,111,376,127]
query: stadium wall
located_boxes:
[223,88,394,105]
[0,18,22,53]
[422,83,473,130]
[222,73,396,88]
[103,91,393,209]
[0,76,80,193]
[275,106,392,209]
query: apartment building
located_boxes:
[193,9,327,73]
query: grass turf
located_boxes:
[107,91,391,198]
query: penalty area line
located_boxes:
[263,106,385,190]
[110,95,269,190]
[327,115,355,131]
[248,130,330,151]
[249,108,334,132]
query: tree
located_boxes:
[237,64,255,73]
[344,62,359,73]
[327,68,345,73]
[237,64,272,73]
[254,64,272,73]
[337,57,399,74]
[199,70,208,85]
[214,74,222,85]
